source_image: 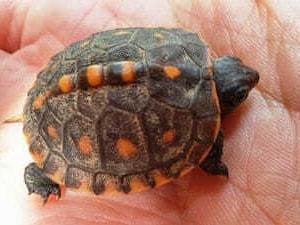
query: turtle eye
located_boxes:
[234,87,248,104]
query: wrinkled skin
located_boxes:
[0,1,299,225]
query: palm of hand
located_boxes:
[0,1,299,225]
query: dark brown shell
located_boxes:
[23,27,220,195]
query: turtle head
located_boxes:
[213,55,259,114]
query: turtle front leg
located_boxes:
[199,131,229,177]
[24,163,61,203]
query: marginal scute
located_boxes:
[65,167,93,192]
[167,159,188,178]
[187,142,206,165]
[92,173,106,195]
[92,29,135,49]
[104,176,121,194]
[32,91,51,110]
[129,175,149,192]
[132,28,182,49]
[148,169,170,187]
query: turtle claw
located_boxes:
[201,160,229,178]
[24,163,61,204]
[219,163,229,178]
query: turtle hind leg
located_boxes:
[199,131,229,177]
[24,163,61,204]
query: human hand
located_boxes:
[0,1,299,225]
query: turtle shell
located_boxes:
[23,27,221,195]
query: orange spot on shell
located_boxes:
[78,135,93,155]
[162,129,176,143]
[163,65,181,79]
[116,138,137,159]
[86,65,103,87]
[47,125,58,139]
[130,176,148,192]
[32,91,51,109]
[58,74,73,93]
[121,61,135,83]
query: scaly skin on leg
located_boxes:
[24,163,61,204]
[200,131,229,177]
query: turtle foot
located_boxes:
[24,163,61,204]
[199,131,229,178]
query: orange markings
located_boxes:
[163,65,181,79]
[47,125,58,139]
[86,65,103,87]
[162,129,176,144]
[180,167,193,177]
[23,131,32,144]
[29,148,46,167]
[151,170,169,187]
[31,151,43,166]
[130,176,148,192]
[104,177,119,195]
[58,74,73,93]
[75,174,92,192]
[78,135,93,155]
[116,138,137,159]
[121,61,135,83]
[32,91,51,109]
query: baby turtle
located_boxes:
[23,27,259,202]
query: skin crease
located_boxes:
[0,0,299,224]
